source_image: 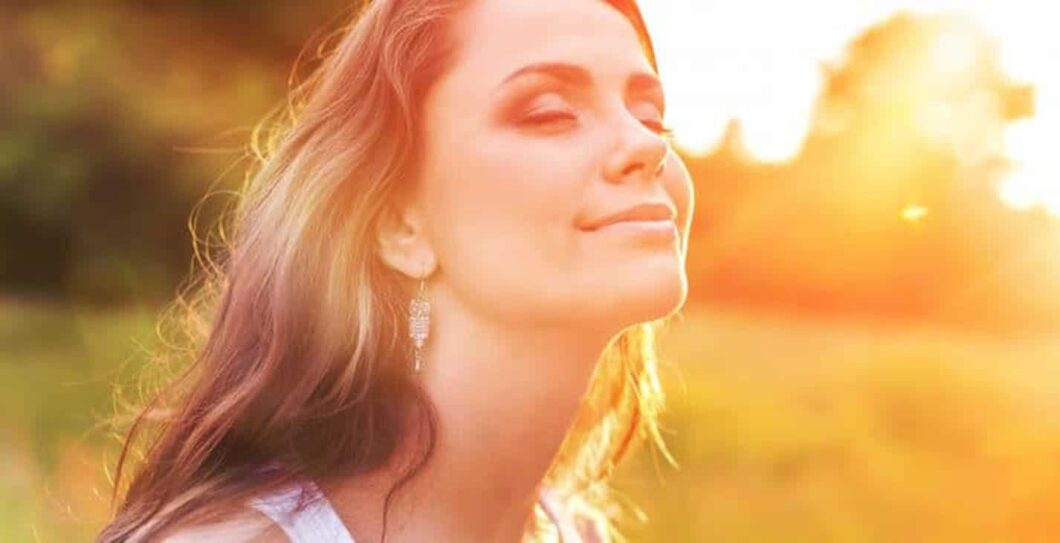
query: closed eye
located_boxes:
[523,110,578,125]
[519,110,580,135]
[520,110,674,139]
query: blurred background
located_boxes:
[2,0,1059,541]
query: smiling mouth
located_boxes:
[580,202,677,232]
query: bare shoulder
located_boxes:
[153,506,289,543]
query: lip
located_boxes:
[591,218,678,238]
[580,201,677,232]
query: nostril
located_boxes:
[620,159,664,178]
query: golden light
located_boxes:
[930,25,978,77]
[901,204,929,223]
[999,118,1060,215]
[638,0,1058,215]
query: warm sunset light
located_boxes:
[901,203,929,223]
[639,0,1058,214]
[8,2,1060,541]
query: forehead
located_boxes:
[444,0,653,89]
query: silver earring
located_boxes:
[408,274,430,374]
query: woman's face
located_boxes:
[416,0,694,335]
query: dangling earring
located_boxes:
[408,273,430,374]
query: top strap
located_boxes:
[248,481,356,543]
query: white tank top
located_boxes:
[249,481,355,542]
[248,481,586,542]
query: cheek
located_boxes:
[451,135,588,242]
[426,135,593,314]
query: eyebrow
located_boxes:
[496,61,665,106]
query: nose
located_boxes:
[602,114,670,184]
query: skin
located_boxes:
[161,0,693,541]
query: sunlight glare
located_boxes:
[902,204,929,223]
[638,0,1058,215]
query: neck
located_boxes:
[327,284,613,542]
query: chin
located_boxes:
[603,255,688,330]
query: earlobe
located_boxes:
[374,203,437,279]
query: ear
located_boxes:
[374,201,437,279]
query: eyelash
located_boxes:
[523,111,578,126]
[523,111,675,138]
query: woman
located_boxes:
[99,0,694,541]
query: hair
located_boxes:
[98,0,676,541]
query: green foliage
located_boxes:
[0,2,348,303]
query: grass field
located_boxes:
[618,309,1060,542]
[5,301,1060,542]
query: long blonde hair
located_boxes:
[99,1,675,541]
